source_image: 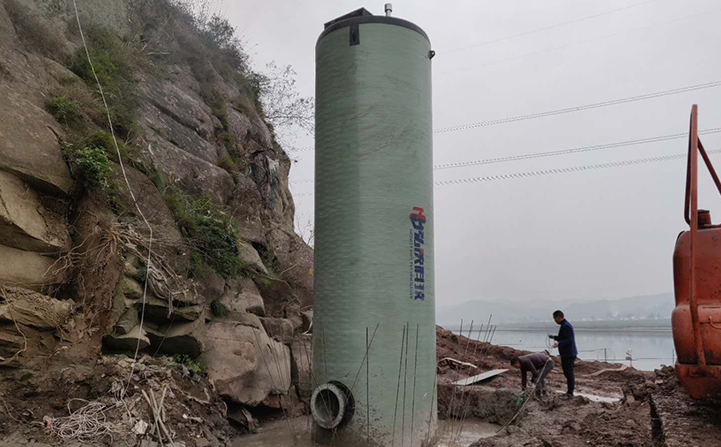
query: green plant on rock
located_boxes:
[46,95,85,128]
[82,131,130,162]
[217,156,236,175]
[148,168,164,191]
[217,131,234,149]
[199,85,229,130]
[82,131,158,179]
[61,142,113,191]
[68,25,141,138]
[132,265,148,285]
[210,298,228,317]
[172,353,205,374]
[164,187,242,280]
[255,243,281,279]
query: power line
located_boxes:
[290,149,721,195]
[291,151,721,194]
[289,128,721,184]
[435,128,721,170]
[286,81,721,158]
[437,7,721,77]
[435,150,721,186]
[441,0,665,56]
[434,81,721,134]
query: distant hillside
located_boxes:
[436,293,674,326]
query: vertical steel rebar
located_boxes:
[442,320,474,439]
[366,327,370,443]
[453,322,485,442]
[391,325,407,447]
[410,324,420,446]
[401,322,410,447]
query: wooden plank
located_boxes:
[453,369,508,386]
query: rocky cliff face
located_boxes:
[0,0,313,426]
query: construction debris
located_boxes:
[453,369,509,386]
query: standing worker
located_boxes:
[510,352,554,397]
[550,310,577,397]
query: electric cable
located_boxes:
[435,149,721,186]
[288,80,721,158]
[290,149,721,196]
[434,83,721,134]
[435,128,721,169]
[289,130,721,185]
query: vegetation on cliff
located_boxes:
[0,0,315,443]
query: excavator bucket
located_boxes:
[672,105,721,398]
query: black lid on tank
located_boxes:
[323,8,373,29]
[318,7,430,44]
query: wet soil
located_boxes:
[2,326,718,446]
[650,366,721,447]
[0,354,233,447]
[230,416,499,447]
[436,327,657,447]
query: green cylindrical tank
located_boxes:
[312,7,436,447]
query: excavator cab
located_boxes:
[672,105,721,398]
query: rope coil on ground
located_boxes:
[52,399,118,443]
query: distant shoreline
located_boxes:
[443,319,673,334]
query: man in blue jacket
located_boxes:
[550,310,578,397]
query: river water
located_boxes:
[456,324,675,371]
[232,416,498,447]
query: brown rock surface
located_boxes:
[0,171,71,253]
[201,313,291,405]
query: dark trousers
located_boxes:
[561,356,576,395]
[535,359,555,396]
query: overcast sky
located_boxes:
[228,0,721,308]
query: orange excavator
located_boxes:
[672,105,721,398]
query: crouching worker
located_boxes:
[511,352,554,397]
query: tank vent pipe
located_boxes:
[385,3,393,16]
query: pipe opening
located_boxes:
[311,382,353,430]
[315,389,340,423]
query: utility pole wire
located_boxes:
[434,128,721,170]
[287,80,721,156]
[291,149,721,198]
[435,149,721,186]
[433,83,721,134]
[289,128,721,185]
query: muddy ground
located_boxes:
[0,354,234,447]
[650,366,721,447]
[0,326,718,446]
[436,326,721,447]
[436,326,657,447]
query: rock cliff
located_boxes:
[0,0,314,434]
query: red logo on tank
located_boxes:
[410,207,426,300]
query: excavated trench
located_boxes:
[437,385,519,426]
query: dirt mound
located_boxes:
[436,326,657,447]
[438,385,518,424]
[0,355,234,446]
[435,326,652,393]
